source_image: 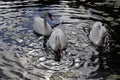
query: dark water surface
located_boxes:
[0,0,120,80]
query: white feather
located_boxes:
[48,26,67,51]
[89,22,107,46]
[33,14,52,36]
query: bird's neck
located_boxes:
[54,36,61,61]
[54,46,61,62]
[44,15,47,28]
[44,15,49,35]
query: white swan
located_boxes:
[89,22,107,46]
[33,12,53,47]
[48,24,67,61]
[33,12,52,36]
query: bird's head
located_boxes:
[45,11,53,20]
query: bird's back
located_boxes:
[89,22,107,46]
[48,28,67,51]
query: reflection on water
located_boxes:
[0,0,119,80]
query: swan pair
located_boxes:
[89,22,107,46]
[33,12,67,61]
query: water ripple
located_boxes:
[0,0,109,80]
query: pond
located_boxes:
[0,0,120,80]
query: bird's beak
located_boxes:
[48,12,53,20]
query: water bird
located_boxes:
[33,12,53,47]
[48,24,67,61]
[89,22,107,46]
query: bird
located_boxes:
[33,11,53,47]
[89,22,107,46]
[48,24,67,62]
